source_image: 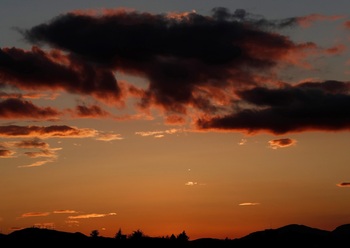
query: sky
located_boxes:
[1,0,350,240]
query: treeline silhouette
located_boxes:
[1,223,350,247]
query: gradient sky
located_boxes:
[1,0,350,240]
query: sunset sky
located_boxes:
[1,0,350,240]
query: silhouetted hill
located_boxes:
[1,224,349,247]
[331,224,350,242]
[4,227,92,246]
[235,224,332,247]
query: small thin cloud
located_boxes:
[65,220,79,225]
[135,128,183,138]
[185,181,198,186]
[68,212,116,219]
[268,138,297,149]
[18,159,55,168]
[337,182,350,187]
[53,210,79,214]
[20,212,50,218]
[154,135,164,138]
[239,202,261,206]
[24,147,61,158]
[185,181,206,186]
[95,132,124,141]
[238,138,247,145]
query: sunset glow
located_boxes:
[1,0,350,241]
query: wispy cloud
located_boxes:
[0,125,98,139]
[18,159,56,168]
[95,132,124,141]
[239,202,260,206]
[135,128,183,138]
[20,212,51,218]
[68,212,117,219]
[1,138,61,168]
[53,210,79,214]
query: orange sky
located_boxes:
[1,0,350,240]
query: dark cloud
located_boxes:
[197,80,350,134]
[0,7,344,136]
[0,98,60,119]
[0,47,121,103]
[22,8,314,114]
[73,104,110,118]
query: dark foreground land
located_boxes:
[1,223,350,247]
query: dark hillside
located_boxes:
[1,224,349,248]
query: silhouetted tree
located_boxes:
[115,228,126,240]
[177,230,189,242]
[90,229,99,238]
[129,229,144,240]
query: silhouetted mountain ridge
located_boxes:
[1,224,349,247]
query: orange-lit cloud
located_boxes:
[95,132,124,141]
[135,128,182,138]
[238,139,247,145]
[18,159,56,168]
[24,147,61,158]
[324,44,347,55]
[20,212,51,218]
[0,127,121,167]
[297,14,345,28]
[13,138,49,149]
[0,149,15,158]
[68,213,116,219]
[53,210,79,214]
[0,125,98,139]
[239,202,260,206]
[185,181,198,186]
[268,138,297,149]
[0,91,59,100]
[344,21,350,29]
[336,182,350,187]
[0,138,62,168]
